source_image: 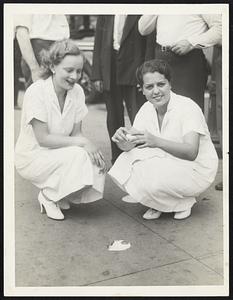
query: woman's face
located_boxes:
[142,71,171,109]
[52,54,84,91]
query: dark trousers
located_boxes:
[155,44,208,111]
[212,45,222,149]
[14,39,22,107]
[104,50,146,163]
[21,39,54,89]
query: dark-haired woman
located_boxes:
[15,39,106,221]
[109,59,218,220]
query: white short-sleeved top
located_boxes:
[14,14,70,40]
[15,77,88,167]
[132,91,218,180]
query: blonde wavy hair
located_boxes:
[39,39,85,79]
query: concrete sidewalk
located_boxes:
[14,96,224,288]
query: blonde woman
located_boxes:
[15,39,106,221]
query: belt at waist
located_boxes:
[156,43,172,52]
[155,43,203,55]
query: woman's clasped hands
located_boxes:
[112,127,158,149]
[131,130,158,148]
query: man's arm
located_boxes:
[15,26,41,82]
[187,14,222,48]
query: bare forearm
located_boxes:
[138,15,158,35]
[38,133,89,149]
[156,137,198,161]
[16,27,40,71]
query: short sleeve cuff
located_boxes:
[182,125,206,137]
[26,112,47,125]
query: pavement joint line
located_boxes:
[192,255,224,278]
[103,197,224,276]
[83,257,194,286]
[194,259,224,278]
[103,198,195,254]
[196,250,224,260]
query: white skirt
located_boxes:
[109,152,214,212]
[15,146,105,203]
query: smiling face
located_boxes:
[142,71,171,110]
[51,54,84,93]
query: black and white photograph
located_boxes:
[4,3,229,297]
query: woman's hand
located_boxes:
[84,141,107,173]
[112,127,138,152]
[131,130,158,148]
[112,127,129,143]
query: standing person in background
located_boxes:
[14,38,22,109]
[212,44,222,191]
[15,14,70,89]
[138,15,222,111]
[91,15,148,164]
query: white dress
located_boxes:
[15,77,105,203]
[109,92,218,212]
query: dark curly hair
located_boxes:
[136,59,172,87]
[39,39,85,79]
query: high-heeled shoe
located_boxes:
[38,192,64,220]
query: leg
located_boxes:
[214,46,223,191]
[123,85,146,124]
[124,157,210,213]
[14,39,22,108]
[215,46,222,150]
[104,86,124,164]
[105,51,125,163]
[21,39,54,89]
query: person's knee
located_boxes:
[67,146,89,161]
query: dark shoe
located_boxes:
[215,182,223,191]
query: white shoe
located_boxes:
[121,195,138,203]
[58,199,71,210]
[38,192,64,220]
[174,208,191,220]
[143,208,162,220]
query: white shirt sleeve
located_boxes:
[181,102,208,137]
[24,83,48,125]
[138,15,158,36]
[187,14,222,48]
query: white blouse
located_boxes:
[110,91,218,185]
[15,77,88,168]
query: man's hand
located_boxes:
[94,80,104,93]
[171,40,194,55]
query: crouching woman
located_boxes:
[109,59,218,220]
[15,39,106,221]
